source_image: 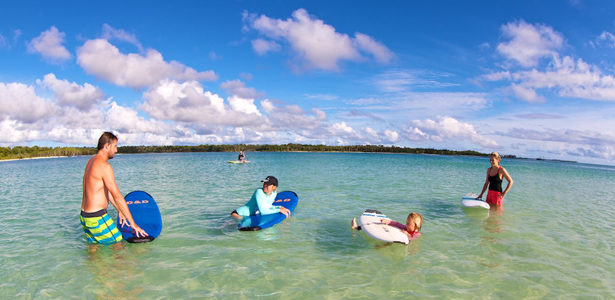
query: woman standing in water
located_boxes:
[477,152,513,209]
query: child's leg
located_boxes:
[351,218,362,230]
[230,210,242,219]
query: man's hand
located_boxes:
[119,213,128,227]
[132,225,148,237]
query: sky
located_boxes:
[2,1,615,165]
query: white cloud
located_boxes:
[401,127,428,142]
[45,127,105,145]
[331,122,355,135]
[244,8,394,71]
[77,39,218,89]
[362,127,379,140]
[383,130,399,143]
[1,78,346,147]
[0,34,6,49]
[295,121,360,141]
[140,80,264,127]
[511,83,544,103]
[27,26,72,63]
[37,73,106,111]
[209,51,222,60]
[360,127,399,144]
[263,101,327,132]
[347,109,384,122]
[239,73,253,81]
[56,106,104,129]
[220,79,265,99]
[353,33,395,64]
[0,120,43,143]
[260,99,275,113]
[373,69,459,93]
[569,145,615,159]
[13,30,22,43]
[104,102,170,135]
[514,113,565,120]
[497,20,564,68]
[346,91,489,120]
[486,55,615,102]
[404,116,499,148]
[101,24,143,52]
[304,93,338,101]
[0,82,58,123]
[597,31,615,48]
[482,21,615,103]
[498,127,615,160]
[227,95,262,116]
[312,108,327,121]
[498,127,615,147]
[481,71,511,81]
[251,39,281,55]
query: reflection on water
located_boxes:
[483,210,503,234]
[86,244,146,300]
[477,209,507,269]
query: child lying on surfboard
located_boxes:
[351,212,423,239]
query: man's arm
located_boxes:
[102,163,148,237]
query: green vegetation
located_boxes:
[1,143,516,160]
[0,146,96,160]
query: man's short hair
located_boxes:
[97,132,118,150]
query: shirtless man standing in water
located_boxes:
[80,132,147,243]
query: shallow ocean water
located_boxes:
[0,152,614,299]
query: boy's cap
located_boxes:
[261,176,278,186]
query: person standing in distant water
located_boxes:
[238,151,245,163]
[476,152,513,209]
[81,132,147,244]
[230,176,291,219]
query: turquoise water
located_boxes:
[1,152,614,299]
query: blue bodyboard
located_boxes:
[238,191,298,231]
[117,191,163,243]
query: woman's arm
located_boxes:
[477,169,490,199]
[500,167,513,198]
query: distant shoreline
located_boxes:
[0,147,578,164]
[0,155,70,162]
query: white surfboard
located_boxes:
[359,209,409,245]
[461,193,490,209]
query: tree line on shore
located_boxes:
[1,144,514,160]
[0,146,96,160]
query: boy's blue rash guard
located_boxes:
[236,189,279,216]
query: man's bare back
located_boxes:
[81,153,115,212]
[81,135,147,239]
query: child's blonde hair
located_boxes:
[407,212,423,232]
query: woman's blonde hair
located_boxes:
[490,152,501,160]
[407,212,423,232]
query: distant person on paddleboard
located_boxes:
[476,152,513,209]
[238,151,245,162]
[230,176,291,219]
[351,212,423,240]
[80,132,147,244]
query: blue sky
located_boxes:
[2,1,615,165]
